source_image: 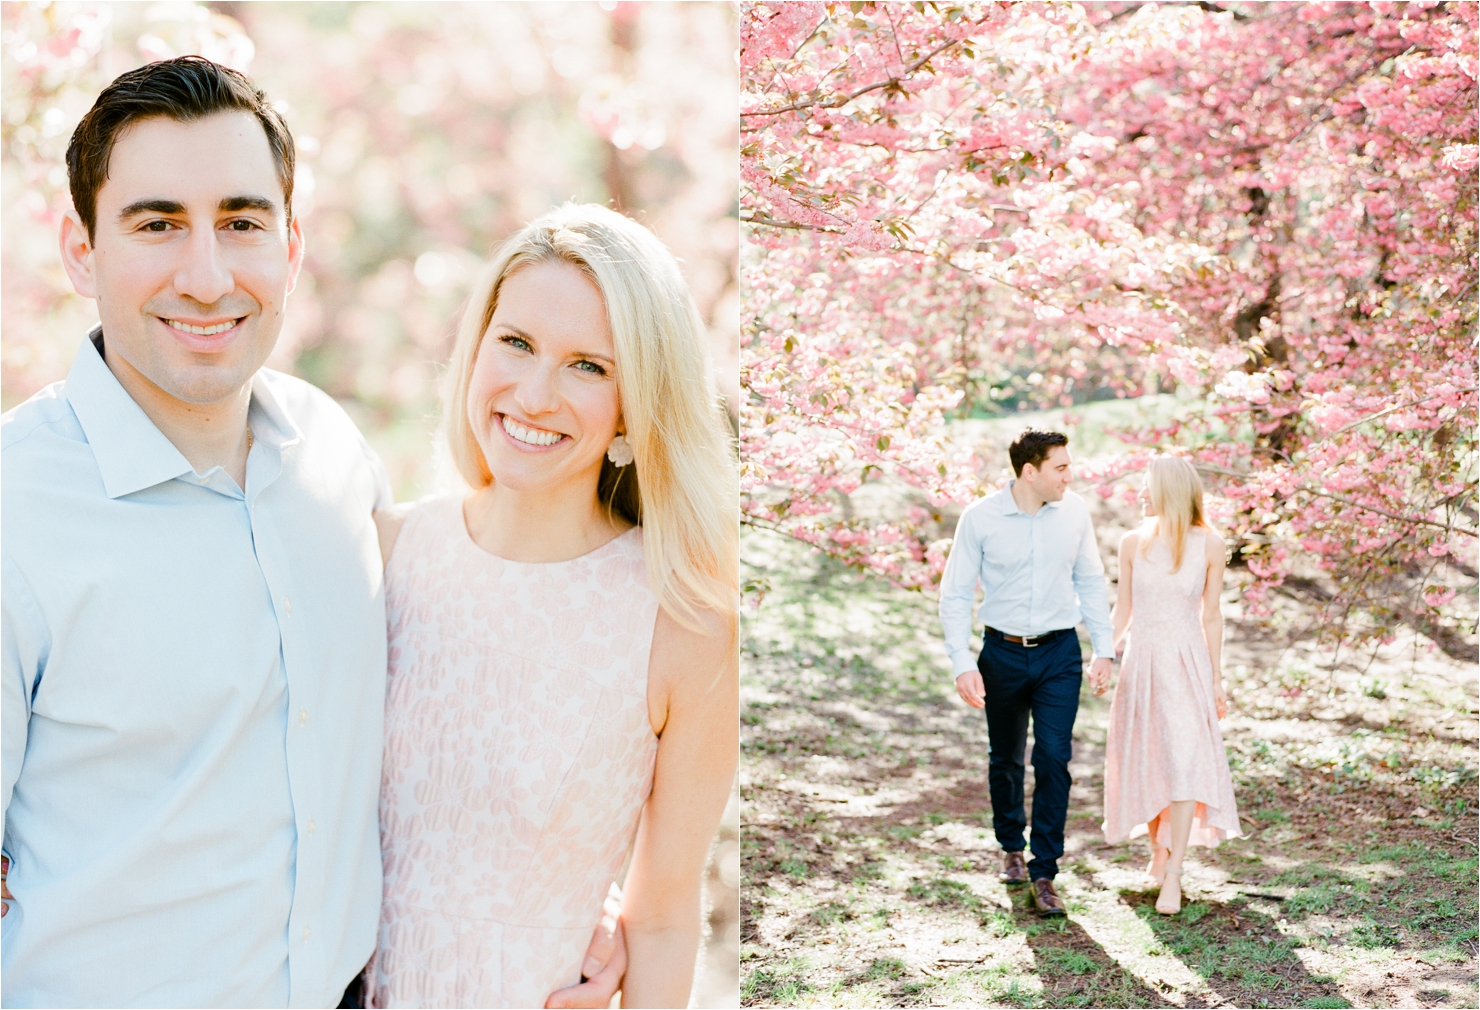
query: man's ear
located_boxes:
[58,210,97,299]
[284,215,306,296]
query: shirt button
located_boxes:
[299,709,309,726]
[303,925,311,941]
[307,818,316,835]
[284,597,292,615]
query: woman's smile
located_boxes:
[498,413,568,449]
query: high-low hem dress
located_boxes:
[366,495,659,1009]
[1102,530,1241,849]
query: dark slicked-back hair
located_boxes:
[1009,428,1069,476]
[66,55,295,238]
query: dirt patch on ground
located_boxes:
[740,527,1478,1008]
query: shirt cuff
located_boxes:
[948,646,977,677]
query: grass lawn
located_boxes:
[740,517,1478,1008]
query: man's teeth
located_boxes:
[169,319,237,336]
[501,416,564,446]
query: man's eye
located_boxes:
[226,220,260,231]
[142,220,173,232]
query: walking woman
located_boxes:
[1101,456,1241,915]
[366,204,738,1007]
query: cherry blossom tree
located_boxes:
[741,0,1476,649]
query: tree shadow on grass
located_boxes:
[1119,888,1349,1008]
[995,884,1181,1009]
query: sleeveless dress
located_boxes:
[1102,530,1241,848]
[368,495,660,1008]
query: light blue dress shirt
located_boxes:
[2,332,390,1008]
[938,483,1114,676]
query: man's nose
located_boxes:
[172,227,235,307]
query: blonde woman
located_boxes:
[1100,456,1240,915]
[365,205,738,1007]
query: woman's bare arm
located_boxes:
[620,607,738,1008]
[1200,531,1228,718]
[1111,531,1137,652]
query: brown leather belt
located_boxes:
[985,626,1073,648]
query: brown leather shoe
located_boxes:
[1031,877,1066,916]
[1000,850,1029,885]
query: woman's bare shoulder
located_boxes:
[647,604,738,734]
[373,501,417,568]
[1119,529,1140,550]
[650,605,736,680]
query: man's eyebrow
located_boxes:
[219,195,279,214]
[118,199,185,219]
[117,196,280,220]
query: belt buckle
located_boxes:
[1022,633,1040,648]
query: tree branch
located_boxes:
[742,39,962,119]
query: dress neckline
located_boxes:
[453,494,638,567]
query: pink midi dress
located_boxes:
[1101,530,1241,848]
[367,495,660,1008]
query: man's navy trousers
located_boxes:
[977,627,1082,881]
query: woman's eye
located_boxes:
[575,360,606,376]
[500,334,532,351]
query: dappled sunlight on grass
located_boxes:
[741,529,1477,1008]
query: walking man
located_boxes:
[938,429,1114,916]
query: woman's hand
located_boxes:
[1214,682,1228,720]
[545,886,627,1009]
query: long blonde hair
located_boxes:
[444,203,738,630]
[1140,456,1212,572]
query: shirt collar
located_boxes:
[994,479,1064,516]
[246,367,303,454]
[65,328,194,499]
[64,327,303,499]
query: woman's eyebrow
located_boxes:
[495,324,614,365]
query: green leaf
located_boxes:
[877,435,891,451]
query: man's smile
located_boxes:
[163,317,243,336]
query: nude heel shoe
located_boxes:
[1155,867,1183,915]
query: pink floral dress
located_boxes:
[367,495,659,1008]
[1102,530,1242,848]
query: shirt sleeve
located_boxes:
[1071,509,1114,658]
[2,554,47,823]
[938,508,983,677]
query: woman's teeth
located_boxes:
[502,416,564,446]
[169,319,237,335]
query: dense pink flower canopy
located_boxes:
[742,1,1476,646]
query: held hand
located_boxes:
[1088,657,1113,696]
[545,884,626,1009]
[1,854,10,916]
[955,670,986,709]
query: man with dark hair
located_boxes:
[938,428,1114,917]
[1,57,618,1008]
